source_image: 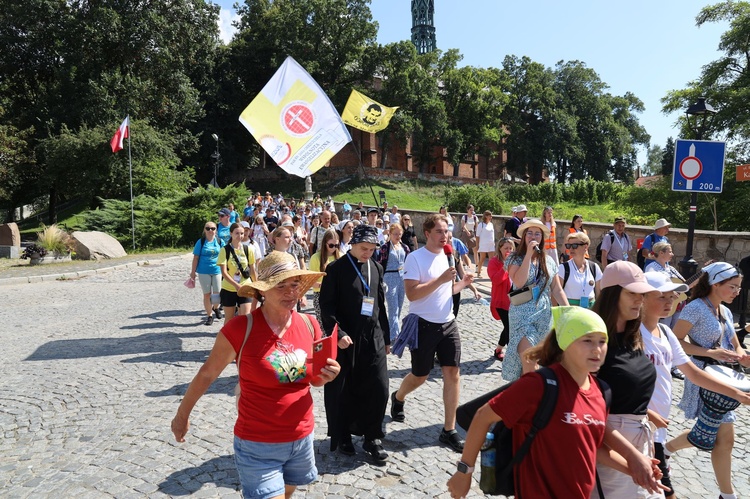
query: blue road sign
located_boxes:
[672,139,725,193]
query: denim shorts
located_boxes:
[233,433,317,499]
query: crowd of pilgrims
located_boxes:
[175,191,749,499]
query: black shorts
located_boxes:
[410,318,461,376]
[220,289,251,307]
[653,442,674,497]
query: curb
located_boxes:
[0,254,189,286]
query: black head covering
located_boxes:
[351,225,379,245]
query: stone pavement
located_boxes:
[1,255,748,498]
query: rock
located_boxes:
[71,231,127,260]
[0,223,21,247]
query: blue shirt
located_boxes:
[193,238,222,275]
[452,238,469,256]
[217,223,232,245]
[243,206,254,220]
[641,233,668,268]
[229,210,240,224]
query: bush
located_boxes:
[36,224,75,254]
[82,184,253,248]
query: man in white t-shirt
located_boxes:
[390,214,474,452]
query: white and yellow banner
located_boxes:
[341,89,398,133]
[239,57,352,177]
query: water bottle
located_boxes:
[479,431,497,493]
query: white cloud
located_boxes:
[218,7,239,44]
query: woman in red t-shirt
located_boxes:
[447,307,665,499]
[171,251,340,499]
[488,237,515,360]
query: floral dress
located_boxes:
[677,298,738,423]
[502,253,558,381]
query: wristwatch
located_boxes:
[456,461,475,474]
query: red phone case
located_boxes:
[313,324,338,374]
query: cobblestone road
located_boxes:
[1,254,748,498]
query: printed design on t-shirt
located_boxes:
[646,349,673,367]
[266,344,308,383]
[561,412,605,426]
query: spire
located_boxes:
[411,0,436,54]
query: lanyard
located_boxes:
[615,233,627,252]
[347,252,371,296]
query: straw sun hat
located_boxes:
[238,251,324,301]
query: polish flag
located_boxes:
[110,116,129,153]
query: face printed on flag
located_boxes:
[239,57,351,177]
[341,89,398,133]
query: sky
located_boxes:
[214,0,729,165]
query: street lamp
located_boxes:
[211,134,220,187]
[678,97,717,278]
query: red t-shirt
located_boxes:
[488,363,607,499]
[222,309,322,443]
[487,256,510,315]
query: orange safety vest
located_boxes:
[544,224,556,250]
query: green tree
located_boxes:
[642,144,664,177]
[661,1,750,152]
[500,55,558,184]
[661,137,676,176]
[439,56,508,177]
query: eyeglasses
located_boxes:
[205,227,216,231]
[327,243,338,249]
[565,243,586,249]
[403,218,410,221]
[525,231,543,238]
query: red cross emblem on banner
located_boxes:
[282,103,315,136]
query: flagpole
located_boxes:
[349,140,380,208]
[127,115,135,250]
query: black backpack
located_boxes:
[594,232,615,263]
[636,233,653,270]
[457,367,611,497]
[562,259,599,289]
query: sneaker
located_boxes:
[204,316,214,326]
[363,439,388,463]
[671,367,685,380]
[390,391,405,422]
[213,307,222,320]
[439,428,464,452]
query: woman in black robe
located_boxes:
[319,225,391,463]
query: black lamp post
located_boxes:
[678,97,717,278]
[211,133,220,187]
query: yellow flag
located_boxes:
[239,57,352,177]
[341,89,398,133]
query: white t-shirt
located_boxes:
[390,212,402,225]
[641,323,690,443]
[558,260,601,301]
[402,247,454,323]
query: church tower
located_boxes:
[411,0,436,54]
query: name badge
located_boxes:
[531,286,540,301]
[361,296,375,316]
[579,296,590,309]
[234,273,241,283]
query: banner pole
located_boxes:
[127,116,135,250]
[349,140,380,208]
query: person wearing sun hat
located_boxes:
[319,224,391,463]
[171,250,340,499]
[503,218,569,383]
[663,262,748,499]
[591,261,666,499]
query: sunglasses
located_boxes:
[565,243,585,249]
[327,243,338,249]
[205,227,216,231]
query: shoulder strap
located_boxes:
[510,366,559,466]
[299,313,315,339]
[243,244,250,262]
[610,232,615,244]
[236,313,254,371]
[562,260,571,288]
[588,260,597,280]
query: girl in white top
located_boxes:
[475,210,495,278]
[641,271,750,499]
[461,204,479,269]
